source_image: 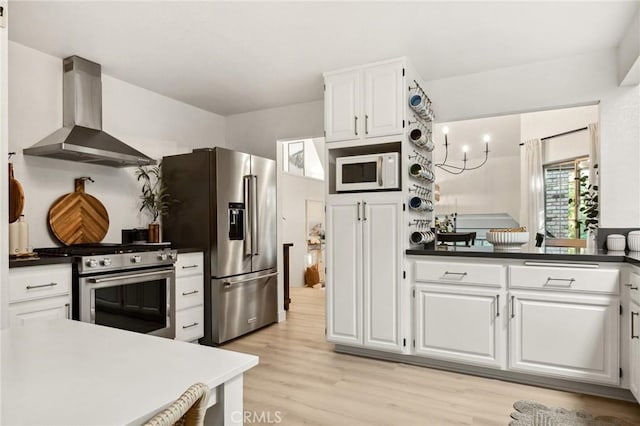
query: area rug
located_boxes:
[509,400,635,426]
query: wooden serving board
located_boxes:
[49,178,109,246]
[9,163,25,223]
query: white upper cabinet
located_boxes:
[324,59,405,143]
[363,63,404,138]
[324,71,361,142]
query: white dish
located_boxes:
[628,231,640,252]
[486,231,530,251]
[607,234,626,251]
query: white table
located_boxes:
[1,320,258,425]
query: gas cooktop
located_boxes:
[35,242,171,257]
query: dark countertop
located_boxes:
[9,256,74,269]
[176,248,204,254]
[406,245,638,264]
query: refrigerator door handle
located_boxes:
[251,175,259,256]
[244,175,252,257]
[223,272,279,287]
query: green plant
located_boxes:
[570,164,599,235]
[135,163,171,223]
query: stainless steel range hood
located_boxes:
[23,56,156,167]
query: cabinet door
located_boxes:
[9,295,70,327]
[509,291,619,385]
[363,62,404,138]
[326,200,362,345]
[414,285,505,368]
[324,71,360,142]
[362,199,402,352]
[630,301,640,402]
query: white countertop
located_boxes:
[1,320,258,425]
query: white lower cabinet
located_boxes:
[629,299,640,401]
[174,252,205,342]
[509,290,619,385]
[414,284,506,369]
[8,264,72,328]
[326,194,403,352]
[9,295,70,327]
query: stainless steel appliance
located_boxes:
[23,56,155,167]
[36,244,177,338]
[336,152,400,192]
[162,147,277,345]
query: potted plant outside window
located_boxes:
[136,163,171,243]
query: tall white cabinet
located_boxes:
[326,194,403,352]
[324,57,426,355]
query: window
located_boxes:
[543,157,590,240]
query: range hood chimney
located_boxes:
[23,56,156,167]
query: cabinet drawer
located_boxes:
[510,265,619,294]
[414,260,505,287]
[176,275,204,311]
[175,252,204,278]
[175,306,204,342]
[9,265,71,303]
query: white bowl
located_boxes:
[607,234,626,251]
[629,231,640,252]
[486,231,530,251]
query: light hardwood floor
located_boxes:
[224,287,640,425]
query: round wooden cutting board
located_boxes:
[49,178,109,246]
[9,163,25,223]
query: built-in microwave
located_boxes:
[336,152,400,192]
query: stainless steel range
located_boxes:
[36,244,177,338]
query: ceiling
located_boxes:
[8,1,639,116]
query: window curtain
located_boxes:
[520,139,544,239]
[588,122,600,191]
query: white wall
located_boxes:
[225,100,324,160]
[8,42,226,248]
[521,105,597,165]
[1,1,10,329]
[424,49,640,228]
[281,174,324,287]
[617,7,640,85]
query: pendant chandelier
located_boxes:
[435,126,491,175]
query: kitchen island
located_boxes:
[1,320,258,425]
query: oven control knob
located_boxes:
[169,252,177,260]
[86,259,98,268]
[131,255,142,264]
[158,253,168,261]
[101,258,112,266]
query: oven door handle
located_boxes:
[88,269,174,283]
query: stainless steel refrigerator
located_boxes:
[162,148,277,345]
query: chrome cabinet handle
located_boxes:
[511,296,515,318]
[365,115,369,135]
[495,295,500,317]
[181,265,199,270]
[377,156,383,186]
[354,116,358,136]
[65,303,70,319]
[182,322,199,329]
[357,202,361,221]
[544,277,575,287]
[26,282,58,290]
[363,201,367,221]
[442,271,467,279]
[182,290,199,296]
[632,312,639,339]
[625,284,639,291]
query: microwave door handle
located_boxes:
[244,175,252,257]
[252,175,259,256]
[377,156,383,186]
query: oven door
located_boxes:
[78,268,175,339]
